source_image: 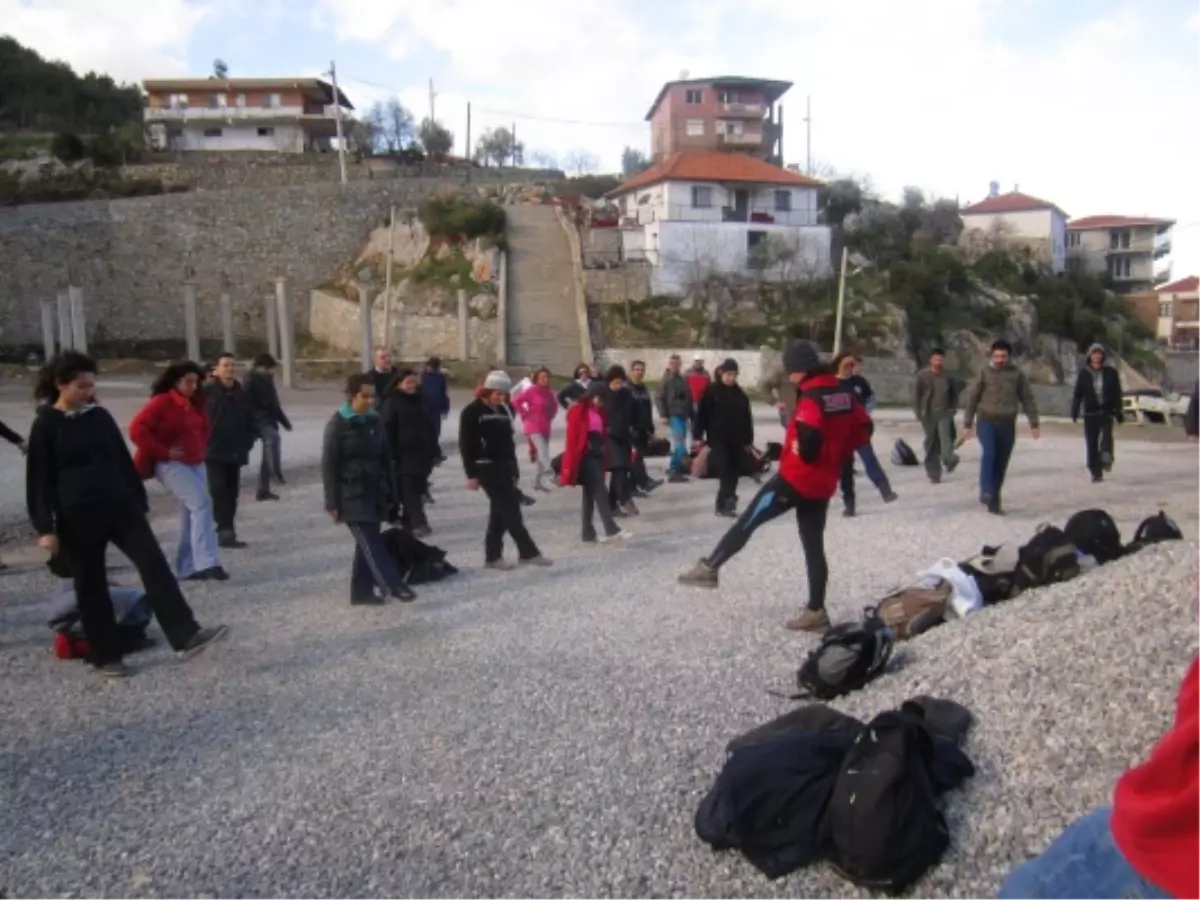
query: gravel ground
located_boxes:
[0,407,1197,898]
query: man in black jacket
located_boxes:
[1070,343,1124,483]
[369,347,399,407]
[695,358,754,517]
[627,360,662,496]
[459,370,551,570]
[244,352,292,502]
[204,353,257,549]
[603,364,639,516]
[380,368,434,536]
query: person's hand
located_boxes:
[1031,427,1041,440]
[168,446,185,460]
[327,509,339,522]
[466,478,480,491]
[38,534,58,556]
[959,426,973,441]
[283,423,293,432]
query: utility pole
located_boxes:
[428,78,436,123]
[833,245,849,355]
[383,206,396,353]
[328,60,347,184]
[804,95,812,177]
[511,120,517,166]
[465,101,472,180]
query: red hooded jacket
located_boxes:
[129,389,211,478]
[777,372,872,500]
[686,368,711,404]
[1111,657,1198,900]
[559,401,607,486]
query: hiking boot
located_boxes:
[351,595,386,606]
[987,496,1004,515]
[582,530,598,544]
[412,525,433,539]
[677,559,718,588]
[185,566,229,582]
[1091,472,1103,484]
[785,608,830,633]
[979,492,992,507]
[715,505,736,519]
[179,624,229,660]
[520,555,553,567]
[95,661,131,678]
[256,491,280,502]
[218,532,247,549]
[392,583,417,602]
[485,559,516,572]
[667,471,689,483]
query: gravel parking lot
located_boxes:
[1,393,1196,898]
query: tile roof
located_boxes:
[1068,215,1175,230]
[1157,276,1199,294]
[607,151,822,196]
[961,191,1065,216]
[142,77,354,109]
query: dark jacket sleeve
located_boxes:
[25,414,57,536]
[271,379,292,430]
[321,415,340,514]
[1109,369,1124,422]
[458,404,481,479]
[103,408,149,513]
[740,392,754,446]
[557,384,574,410]
[655,379,668,419]
[1186,384,1198,437]
[695,387,714,442]
[1070,373,1086,421]
[0,418,23,446]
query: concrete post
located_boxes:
[183,283,200,362]
[457,288,469,361]
[219,292,235,355]
[68,285,87,353]
[275,277,295,390]
[40,299,56,361]
[56,290,72,352]
[265,293,279,359]
[359,283,374,373]
[496,251,508,365]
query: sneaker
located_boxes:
[519,555,553,567]
[276,475,287,485]
[95,661,131,678]
[582,531,598,544]
[843,503,856,518]
[218,533,247,549]
[715,506,736,519]
[256,491,280,502]
[423,492,436,506]
[881,489,899,503]
[928,474,942,485]
[979,492,992,507]
[785,608,830,633]
[987,498,1004,515]
[351,595,386,606]
[644,478,664,491]
[185,566,230,582]
[485,559,516,571]
[1091,472,1103,484]
[598,530,632,544]
[677,559,718,588]
[945,455,960,474]
[179,624,229,660]
[519,492,537,508]
[535,482,553,494]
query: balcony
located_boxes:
[145,105,338,122]
[659,202,816,227]
[718,131,764,147]
[1155,232,1172,257]
[719,101,765,118]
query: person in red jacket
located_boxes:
[998,657,1198,900]
[559,383,629,544]
[686,356,712,436]
[129,361,227,582]
[677,340,871,632]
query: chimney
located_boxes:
[988,181,1000,197]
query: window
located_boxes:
[718,90,740,104]
[202,127,223,138]
[235,93,246,107]
[209,93,226,108]
[691,185,713,208]
[1110,229,1131,249]
[685,119,704,136]
[747,230,767,249]
[774,190,792,211]
[1109,257,1131,278]
[721,120,744,136]
[266,92,282,108]
[685,89,702,104]
[1068,232,1080,247]
[1159,302,1172,317]
[168,92,189,108]
[257,126,275,137]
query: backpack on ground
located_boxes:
[890,438,918,467]
[874,577,952,640]
[795,611,895,700]
[1013,525,1080,594]
[645,437,671,457]
[764,441,782,462]
[824,708,951,893]
[1128,511,1184,551]
[958,544,1020,604]
[1063,509,1124,564]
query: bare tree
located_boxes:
[384,98,415,151]
[563,148,600,176]
[475,126,523,167]
[527,149,559,170]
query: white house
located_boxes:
[606,151,831,295]
[960,183,1069,273]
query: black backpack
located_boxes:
[890,438,918,467]
[1013,525,1081,594]
[825,709,950,893]
[1063,509,1124,564]
[794,611,895,700]
[1129,512,1183,550]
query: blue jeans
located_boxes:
[998,807,1170,899]
[668,415,689,473]
[977,418,1016,499]
[857,442,887,488]
[156,461,222,578]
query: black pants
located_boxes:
[706,474,830,611]
[399,472,429,530]
[581,454,620,539]
[1083,415,1114,476]
[481,467,540,562]
[58,503,200,665]
[631,433,651,489]
[710,442,743,510]
[345,520,407,601]
[206,461,242,535]
[256,423,283,495]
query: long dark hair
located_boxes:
[34,350,97,405]
[150,360,204,397]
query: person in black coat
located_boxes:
[602,364,639,516]
[420,357,451,464]
[322,373,415,604]
[1070,343,1124,482]
[244,353,292,502]
[203,353,257,548]
[1186,380,1198,442]
[695,358,755,517]
[627,359,662,495]
[381,368,434,536]
[557,363,593,409]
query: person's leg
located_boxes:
[794,497,830,611]
[109,510,202,651]
[58,513,122,666]
[226,463,242,533]
[716,448,739,513]
[489,474,542,560]
[936,414,958,471]
[345,520,412,600]
[348,534,375,603]
[429,416,444,461]
[1083,415,1101,477]
[701,475,798,570]
[976,420,997,500]
[922,417,942,481]
[858,441,896,499]
[840,455,856,515]
[529,433,551,489]
[668,415,688,473]
[1100,416,1114,471]
[206,461,231,534]
[632,435,650,489]
[161,463,220,576]
[269,425,284,482]
[401,474,429,530]
[580,458,597,541]
[482,477,507,563]
[257,425,273,497]
[992,419,1016,499]
[586,456,620,537]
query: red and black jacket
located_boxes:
[778,372,873,501]
[559,402,608,486]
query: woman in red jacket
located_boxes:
[559,384,628,544]
[129,361,227,581]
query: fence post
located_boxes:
[457,288,469,361]
[68,285,87,353]
[40,299,56,361]
[219,292,235,355]
[275,277,295,389]
[183,282,200,362]
[56,289,72,352]
[359,282,374,373]
[265,293,279,359]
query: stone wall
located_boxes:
[584,264,652,305]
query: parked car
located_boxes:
[1122,388,1192,425]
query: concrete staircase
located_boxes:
[505,204,586,376]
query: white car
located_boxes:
[1122,389,1192,425]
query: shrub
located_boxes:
[50,131,85,163]
[417,195,506,243]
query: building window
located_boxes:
[774,190,792,212]
[721,120,744,136]
[1109,257,1131,278]
[235,93,246,107]
[685,119,704,136]
[257,126,275,137]
[209,93,226,108]
[202,128,223,138]
[685,89,702,104]
[1159,302,1172,317]
[718,90,740,104]
[1110,229,1131,249]
[168,93,189,108]
[1068,232,1080,248]
[691,185,713,208]
[266,92,282,108]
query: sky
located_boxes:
[4,0,1199,277]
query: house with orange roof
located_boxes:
[1154,276,1198,349]
[604,150,831,295]
[1066,214,1175,294]
[959,183,1069,272]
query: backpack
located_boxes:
[1013,525,1081,594]
[958,544,1020,604]
[825,709,951,892]
[1063,509,1124,564]
[764,441,783,462]
[1129,512,1184,550]
[645,437,671,457]
[874,578,951,640]
[890,438,918,467]
[795,611,895,700]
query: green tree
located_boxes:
[620,146,650,176]
[418,117,453,155]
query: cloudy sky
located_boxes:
[5,0,1199,275]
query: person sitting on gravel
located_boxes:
[998,657,1197,899]
[678,341,872,633]
[459,371,552,571]
[321,373,415,605]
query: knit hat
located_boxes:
[482,370,512,392]
[1087,343,1107,358]
[783,340,820,374]
[721,357,739,374]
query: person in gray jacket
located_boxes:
[913,347,962,483]
[655,354,693,481]
[321,373,415,605]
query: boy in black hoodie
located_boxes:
[244,352,292,502]
[203,353,257,548]
[627,359,662,496]
[381,368,435,536]
[695,358,754,517]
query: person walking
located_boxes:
[1070,343,1124,483]
[369,347,400,405]
[557,363,592,409]
[420,356,451,464]
[380,368,434,537]
[322,373,416,605]
[560,383,630,544]
[0,416,28,571]
[513,366,559,493]
[913,347,962,484]
[678,341,872,632]
[686,356,712,438]
[128,361,227,582]
[603,364,639,517]
[244,352,292,502]
[627,360,662,495]
[459,371,552,570]
[694,358,754,517]
[835,353,897,516]
[763,361,798,430]
[961,338,1040,515]
[203,353,257,549]
[26,351,228,677]
[656,353,693,483]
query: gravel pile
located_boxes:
[0,421,1196,897]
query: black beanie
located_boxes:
[783,340,820,374]
[721,357,739,374]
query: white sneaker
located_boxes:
[599,530,632,544]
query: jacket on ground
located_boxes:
[203,379,257,466]
[458,397,518,480]
[1070,364,1124,421]
[129,389,211,476]
[695,381,754,447]
[321,404,395,522]
[656,370,693,419]
[514,384,558,437]
[962,364,1039,428]
[380,389,434,477]
[778,372,872,501]
[559,401,608,486]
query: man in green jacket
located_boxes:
[913,347,962,484]
[961,339,1040,515]
[655,354,693,481]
